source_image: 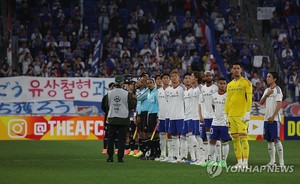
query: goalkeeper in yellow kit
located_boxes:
[224,62,252,168]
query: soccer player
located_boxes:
[190,71,204,164]
[156,73,171,161]
[224,62,252,168]
[206,77,231,168]
[181,72,193,162]
[259,72,285,167]
[168,70,185,163]
[199,71,218,162]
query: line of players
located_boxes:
[102,62,285,168]
[124,69,231,167]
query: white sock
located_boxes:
[180,136,188,159]
[190,135,199,161]
[267,142,275,164]
[172,136,180,159]
[202,141,208,161]
[215,140,221,161]
[159,132,166,157]
[196,136,204,161]
[167,139,173,158]
[187,134,196,161]
[221,142,229,161]
[275,141,284,166]
[208,143,216,161]
[206,132,211,142]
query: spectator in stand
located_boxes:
[166,14,178,37]
[139,43,152,57]
[281,44,293,59]
[19,51,33,75]
[288,70,298,101]
[239,44,252,71]
[138,15,151,49]
[169,51,181,69]
[193,18,203,43]
[219,29,233,46]
[182,53,193,73]
[0,62,12,77]
[214,12,226,38]
[251,72,260,87]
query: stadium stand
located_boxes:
[0,0,299,101]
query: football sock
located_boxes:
[167,139,173,158]
[159,132,166,157]
[196,136,204,161]
[172,136,180,159]
[275,141,284,166]
[240,136,249,162]
[268,142,275,163]
[139,139,144,153]
[208,143,216,161]
[202,141,208,161]
[215,140,221,161]
[129,135,135,150]
[206,132,211,142]
[232,135,242,161]
[222,142,229,161]
[187,134,196,161]
[180,135,188,159]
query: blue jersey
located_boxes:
[138,87,150,112]
[147,88,159,114]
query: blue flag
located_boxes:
[92,21,103,76]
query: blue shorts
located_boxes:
[264,121,280,141]
[204,118,213,129]
[193,120,200,135]
[165,118,170,133]
[169,119,184,135]
[210,125,231,141]
[158,119,166,132]
[200,123,206,139]
[200,118,213,139]
[186,119,194,134]
[182,120,192,135]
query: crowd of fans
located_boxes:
[0,0,300,102]
[260,0,300,102]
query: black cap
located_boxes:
[115,75,124,84]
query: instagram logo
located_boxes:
[8,119,28,138]
[34,122,47,135]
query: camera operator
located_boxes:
[105,75,137,163]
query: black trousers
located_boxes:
[107,124,128,159]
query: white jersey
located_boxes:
[199,84,218,118]
[157,86,168,120]
[192,85,202,120]
[183,87,194,120]
[262,86,283,122]
[212,92,227,126]
[168,84,185,120]
[164,86,171,119]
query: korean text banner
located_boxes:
[0,76,114,102]
[0,116,105,140]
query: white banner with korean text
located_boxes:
[0,77,114,102]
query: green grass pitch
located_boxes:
[0,140,299,184]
